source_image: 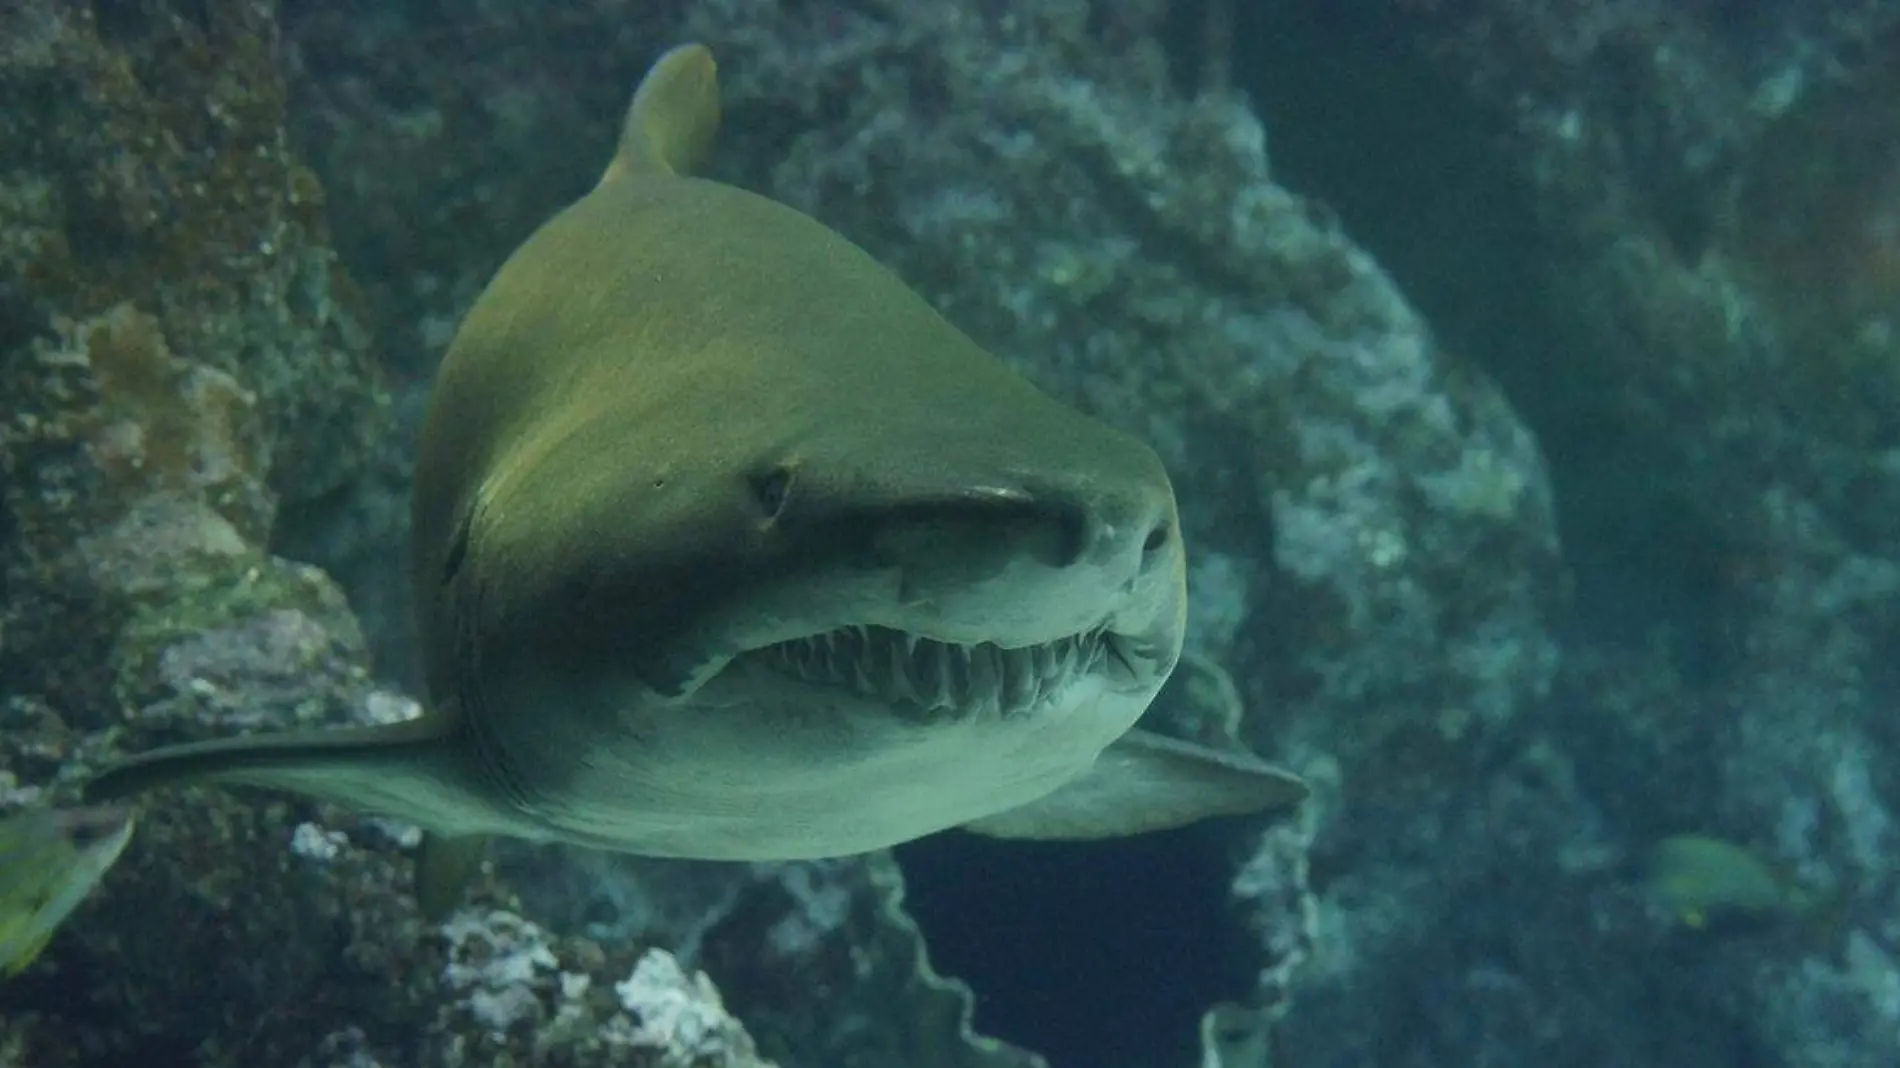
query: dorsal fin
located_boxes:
[598,43,721,186]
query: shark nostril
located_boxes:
[1041,500,1169,569]
[1142,520,1171,555]
[1043,499,1091,569]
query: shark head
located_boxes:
[618,373,1186,727]
[394,43,1294,859]
[450,293,1190,853]
[451,191,1188,747]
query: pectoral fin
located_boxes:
[960,729,1308,840]
[81,710,512,841]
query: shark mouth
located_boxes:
[750,624,1140,718]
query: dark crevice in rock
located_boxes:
[894,824,1254,1068]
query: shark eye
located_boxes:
[748,466,793,519]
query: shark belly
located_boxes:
[500,673,1148,859]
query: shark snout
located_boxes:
[1031,484,1175,576]
[866,472,1180,645]
[880,480,1170,574]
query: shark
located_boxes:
[39,42,1306,921]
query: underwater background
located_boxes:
[1,0,1897,1065]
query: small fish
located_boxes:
[1640,834,1820,931]
[0,805,135,976]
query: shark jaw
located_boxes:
[637,619,1168,724]
[750,623,1154,720]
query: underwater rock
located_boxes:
[1399,0,1900,637]
[501,849,1048,1068]
[611,949,772,1068]
[704,855,1048,1068]
[1208,4,1900,1066]
[422,911,777,1067]
[1425,9,1900,1068]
